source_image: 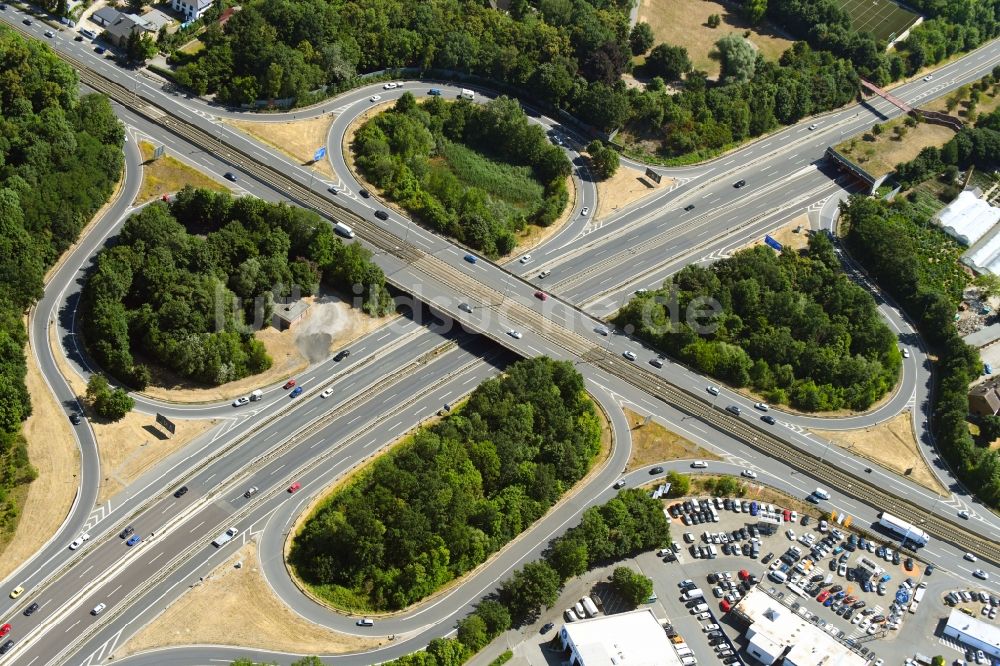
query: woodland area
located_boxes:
[81,188,392,388]
[616,233,900,412]
[0,25,125,532]
[290,357,603,610]
[354,94,571,257]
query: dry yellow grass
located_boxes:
[811,410,947,496]
[594,164,674,220]
[120,541,384,656]
[762,214,811,252]
[0,332,81,580]
[639,0,794,79]
[625,407,720,470]
[92,412,219,504]
[835,119,959,178]
[136,141,229,203]
[177,38,204,55]
[139,292,396,403]
[228,116,337,179]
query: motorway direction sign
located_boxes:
[764,234,783,252]
[155,412,176,436]
[153,145,165,160]
[313,146,327,161]
[645,167,662,185]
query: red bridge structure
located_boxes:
[860,79,912,114]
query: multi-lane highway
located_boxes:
[3,4,1000,663]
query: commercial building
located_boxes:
[932,189,1000,277]
[732,588,867,666]
[558,608,679,666]
[943,608,1000,659]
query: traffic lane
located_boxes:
[62,351,517,665]
[2,116,144,618]
[2,322,451,622]
[549,166,840,304]
[253,377,630,638]
[6,500,232,666]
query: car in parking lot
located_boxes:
[540,622,554,633]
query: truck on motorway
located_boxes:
[875,512,929,547]
[212,527,239,547]
[334,222,355,239]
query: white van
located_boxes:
[814,488,830,500]
[691,460,708,469]
[676,647,694,657]
[768,570,788,583]
[460,88,475,100]
[250,389,263,401]
[682,588,705,601]
[681,657,698,666]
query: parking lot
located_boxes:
[486,492,998,666]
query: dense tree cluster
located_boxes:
[585,140,620,179]
[0,25,124,532]
[626,41,859,161]
[842,196,1000,507]
[616,233,899,411]
[170,0,634,109]
[290,357,602,610]
[81,188,392,388]
[354,94,571,257]
[85,375,134,422]
[612,566,655,607]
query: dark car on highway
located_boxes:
[374,210,388,220]
[173,485,188,498]
[120,526,134,539]
[23,603,38,617]
[224,172,237,182]
[684,204,695,211]
[734,179,747,188]
[334,349,350,362]
[761,415,775,424]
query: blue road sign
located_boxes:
[313,146,327,161]
[764,234,783,252]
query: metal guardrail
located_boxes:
[49,48,1000,564]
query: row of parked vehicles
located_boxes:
[944,589,999,621]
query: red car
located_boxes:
[533,291,548,301]
[0,624,10,638]
[816,590,830,603]
[288,482,301,493]
[283,379,296,389]
[783,509,791,521]
[720,599,732,613]
[738,569,750,581]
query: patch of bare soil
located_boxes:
[227,115,337,179]
[594,164,674,221]
[625,407,720,471]
[811,410,947,496]
[139,291,395,403]
[835,119,959,179]
[0,331,81,580]
[119,541,384,656]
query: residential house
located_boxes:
[103,13,154,47]
[969,379,1000,417]
[91,6,121,27]
[172,0,212,22]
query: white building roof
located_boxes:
[734,588,867,666]
[560,608,679,666]
[945,608,1000,657]
[938,190,1000,247]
